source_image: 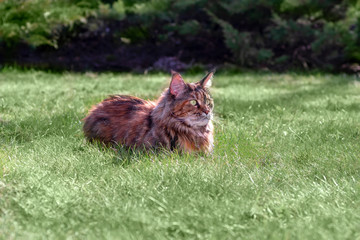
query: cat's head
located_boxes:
[168,70,214,128]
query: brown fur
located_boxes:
[83,71,214,153]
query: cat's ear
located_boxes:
[170,70,186,96]
[199,71,214,88]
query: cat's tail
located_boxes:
[82,114,112,144]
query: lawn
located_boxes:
[0,69,359,239]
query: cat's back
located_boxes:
[83,95,155,144]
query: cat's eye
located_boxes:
[190,100,197,106]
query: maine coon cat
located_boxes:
[83,71,214,153]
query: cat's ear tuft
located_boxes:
[199,71,214,88]
[170,71,186,96]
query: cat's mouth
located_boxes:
[181,113,212,127]
[196,118,210,126]
[204,113,212,120]
[199,112,212,121]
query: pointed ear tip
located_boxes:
[207,72,214,80]
[205,71,215,78]
[171,70,179,75]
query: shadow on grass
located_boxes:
[85,140,176,167]
[216,79,354,118]
[0,110,81,145]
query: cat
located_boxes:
[83,70,214,153]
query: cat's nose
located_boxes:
[202,108,210,115]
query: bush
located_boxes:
[0,0,359,71]
[204,0,359,70]
[0,0,99,47]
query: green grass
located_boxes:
[0,69,359,239]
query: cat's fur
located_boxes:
[83,71,214,153]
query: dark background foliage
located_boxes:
[0,0,359,72]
